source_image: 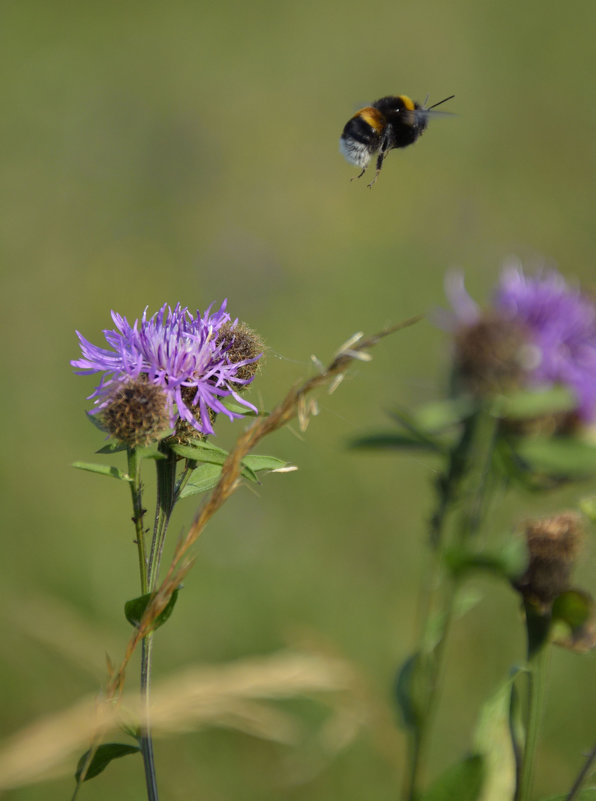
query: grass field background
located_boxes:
[2,1,596,798]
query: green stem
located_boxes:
[517,603,550,801]
[565,738,596,801]
[140,634,158,801]
[403,404,500,801]
[148,449,179,591]
[403,578,459,801]
[128,447,148,592]
[126,447,159,801]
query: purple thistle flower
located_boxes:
[445,264,596,421]
[72,301,262,436]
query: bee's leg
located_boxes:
[350,166,367,182]
[367,140,388,188]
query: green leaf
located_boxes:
[515,437,596,479]
[74,742,140,782]
[137,444,167,460]
[124,589,180,631]
[85,411,108,433]
[72,462,131,482]
[95,442,166,457]
[350,431,443,453]
[492,386,576,420]
[420,754,484,801]
[96,440,127,454]
[241,454,290,473]
[552,590,593,629]
[540,792,596,801]
[580,495,596,523]
[221,398,260,416]
[178,454,289,499]
[170,440,229,464]
[179,463,224,498]
[394,652,433,732]
[444,539,527,581]
[407,396,476,431]
[473,676,521,801]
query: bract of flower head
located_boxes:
[71,301,262,436]
[445,264,596,422]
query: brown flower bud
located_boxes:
[102,378,169,447]
[514,511,584,608]
[217,321,265,385]
[454,314,531,396]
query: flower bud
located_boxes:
[514,511,584,608]
[453,314,530,396]
[217,321,265,385]
[102,378,170,447]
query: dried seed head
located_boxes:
[453,315,531,396]
[169,386,216,446]
[102,378,169,447]
[217,322,265,385]
[514,511,584,608]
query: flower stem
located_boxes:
[403,404,499,801]
[127,447,148,593]
[565,738,596,801]
[403,577,458,801]
[517,602,550,801]
[127,447,160,801]
[140,634,159,801]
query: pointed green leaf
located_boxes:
[75,742,140,782]
[492,386,576,420]
[473,677,520,801]
[221,398,260,416]
[350,432,443,452]
[540,792,596,801]
[580,495,596,523]
[180,463,224,498]
[408,396,476,431]
[85,411,108,433]
[96,440,127,454]
[241,454,290,473]
[124,589,180,631]
[420,754,484,801]
[444,539,527,581]
[137,444,167,460]
[170,440,229,464]
[394,652,433,732]
[553,590,593,629]
[72,462,131,482]
[515,437,596,478]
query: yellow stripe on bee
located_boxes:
[397,95,415,111]
[353,106,385,133]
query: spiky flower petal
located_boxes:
[72,301,262,436]
[445,264,596,421]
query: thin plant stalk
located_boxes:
[128,447,148,593]
[403,403,500,801]
[516,603,550,801]
[140,635,158,801]
[565,738,596,801]
[127,446,160,801]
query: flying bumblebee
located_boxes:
[339,94,455,187]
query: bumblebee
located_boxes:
[339,94,454,187]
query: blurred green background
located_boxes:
[2,0,596,798]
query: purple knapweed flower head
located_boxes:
[444,263,596,422]
[72,301,263,437]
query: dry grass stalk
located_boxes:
[0,650,357,790]
[107,316,420,698]
[67,318,419,784]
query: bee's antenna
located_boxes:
[426,94,455,111]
